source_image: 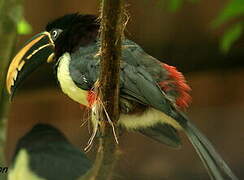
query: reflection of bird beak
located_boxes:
[6,31,55,98]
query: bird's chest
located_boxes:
[57,53,89,106]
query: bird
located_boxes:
[6,13,238,180]
[8,123,92,180]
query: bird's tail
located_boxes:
[183,120,238,180]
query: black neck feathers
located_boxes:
[46,14,99,59]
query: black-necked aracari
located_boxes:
[6,14,238,180]
[9,124,92,180]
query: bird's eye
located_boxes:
[50,29,63,41]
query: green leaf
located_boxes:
[168,0,183,12]
[17,19,32,35]
[212,0,244,28]
[220,23,243,53]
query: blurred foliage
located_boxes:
[212,0,244,28]
[17,18,32,35]
[0,117,6,166]
[0,1,25,179]
[220,22,243,53]
[212,0,244,52]
[154,0,244,52]
[167,0,183,12]
[167,0,198,12]
[6,4,32,34]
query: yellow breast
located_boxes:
[57,53,89,106]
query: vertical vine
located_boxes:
[84,1,125,180]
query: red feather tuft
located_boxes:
[160,63,192,110]
[87,90,97,107]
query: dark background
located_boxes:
[5,0,244,179]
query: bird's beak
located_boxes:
[6,31,55,98]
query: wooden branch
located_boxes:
[86,1,124,180]
[0,0,23,171]
[99,0,123,121]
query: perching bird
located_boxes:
[9,124,92,180]
[6,13,238,180]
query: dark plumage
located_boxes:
[9,124,92,180]
[46,14,99,59]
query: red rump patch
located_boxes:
[87,90,97,107]
[159,63,191,110]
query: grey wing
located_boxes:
[120,62,173,115]
[121,39,168,82]
[69,54,169,111]
[70,40,167,90]
[69,44,172,112]
[69,47,182,147]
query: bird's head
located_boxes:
[6,13,98,98]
